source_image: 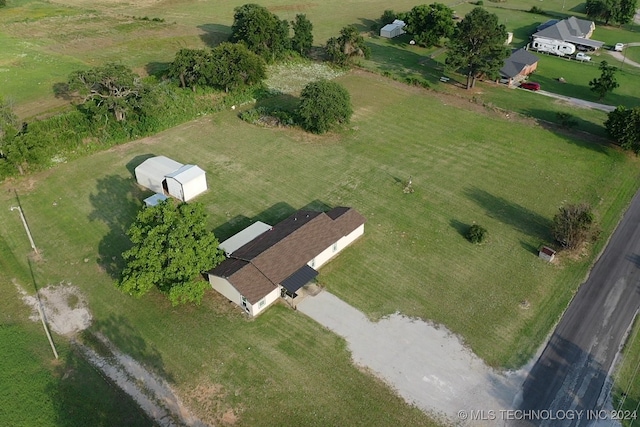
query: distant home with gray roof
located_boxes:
[499,48,539,86]
[532,16,604,50]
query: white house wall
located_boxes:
[308,223,365,269]
[181,173,207,201]
[209,275,242,306]
[249,286,281,317]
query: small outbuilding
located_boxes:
[143,193,168,207]
[164,164,207,202]
[380,19,406,38]
[539,246,556,262]
[134,156,207,202]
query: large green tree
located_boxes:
[68,63,147,122]
[586,0,637,25]
[298,80,352,134]
[167,48,212,91]
[209,42,266,92]
[118,200,225,306]
[405,3,455,48]
[445,7,509,89]
[325,25,371,66]
[230,3,290,61]
[291,14,313,56]
[605,106,640,153]
[552,203,598,250]
[589,60,619,100]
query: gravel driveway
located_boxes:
[297,291,526,426]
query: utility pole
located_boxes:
[10,206,38,254]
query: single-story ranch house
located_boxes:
[499,48,539,86]
[208,207,366,317]
[531,16,604,51]
[134,156,207,202]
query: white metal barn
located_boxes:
[380,20,406,38]
[134,156,208,202]
[164,164,207,202]
[135,156,183,194]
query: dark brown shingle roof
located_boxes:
[209,207,365,304]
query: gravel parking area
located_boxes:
[297,291,526,426]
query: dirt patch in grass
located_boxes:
[179,378,240,426]
[16,280,92,336]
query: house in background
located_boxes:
[499,48,539,86]
[134,156,207,202]
[380,19,406,38]
[531,16,604,51]
[208,207,366,317]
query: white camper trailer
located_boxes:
[531,38,576,57]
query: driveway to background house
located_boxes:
[607,42,640,68]
[535,90,616,112]
[297,291,523,426]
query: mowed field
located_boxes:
[1,69,639,422]
[3,0,640,424]
[0,0,423,118]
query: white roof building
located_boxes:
[134,156,207,202]
[219,221,273,256]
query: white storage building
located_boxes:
[134,156,208,202]
[380,20,406,39]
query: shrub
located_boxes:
[298,80,352,134]
[528,6,544,14]
[466,224,487,244]
[552,203,599,250]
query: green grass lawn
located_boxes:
[613,318,640,426]
[0,261,152,427]
[621,46,640,67]
[1,66,637,381]
[521,52,640,107]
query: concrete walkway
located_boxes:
[297,291,525,426]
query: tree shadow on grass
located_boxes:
[253,93,299,111]
[90,314,173,382]
[47,344,153,427]
[213,200,332,243]
[197,23,231,48]
[449,219,469,238]
[522,108,612,152]
[510,22,542,45]
[355,17,378,32]
[464,187,553,241]
[520,239,543,256]
[364,38,446,85]
[52,82,72,100]
[145,61,171,79]
[89,174,145,279]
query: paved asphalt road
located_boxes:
[516,189,640,426]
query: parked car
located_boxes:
[575,52,591,61]
[614,43,625,52]
[520,82,541,91]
